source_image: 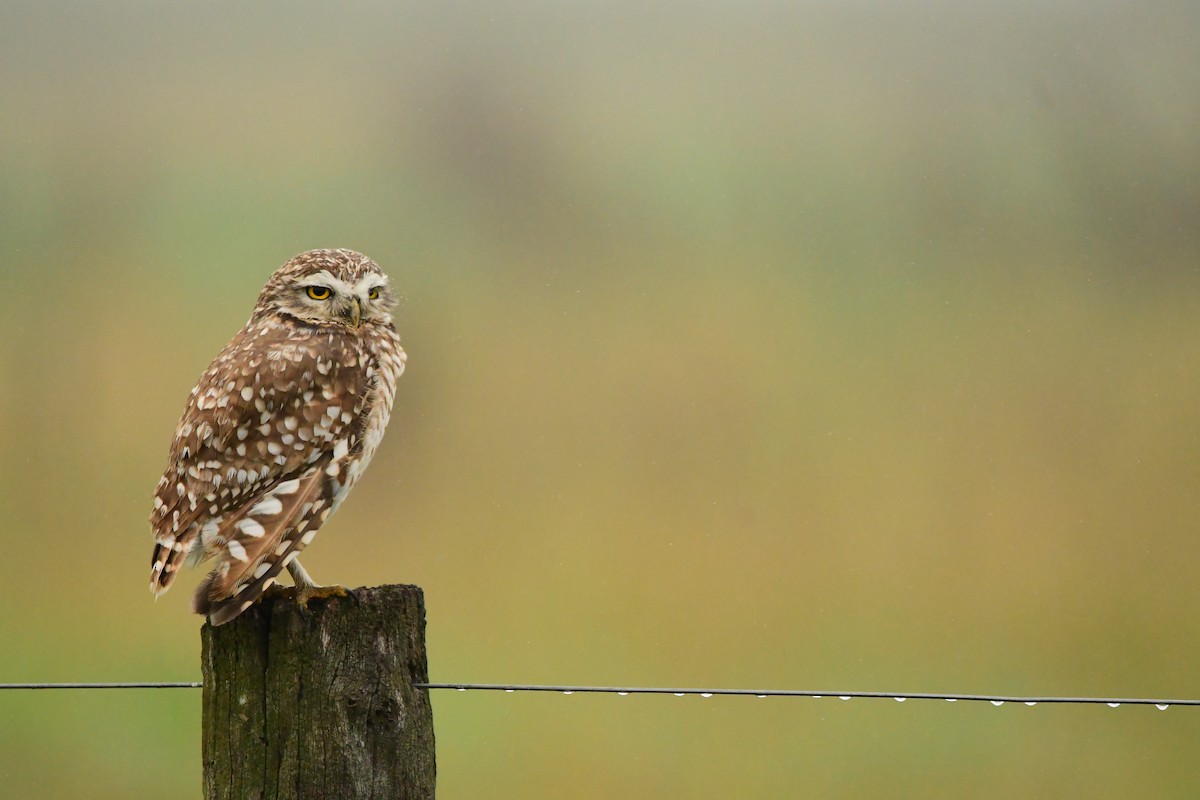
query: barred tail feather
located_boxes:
[148,476,212,598]
[149,530,196,597]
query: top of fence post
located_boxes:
[201,584,435,800]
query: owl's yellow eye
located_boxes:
[368,287,381,300]
[305,286,332,301]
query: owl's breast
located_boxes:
[340,330,406,498]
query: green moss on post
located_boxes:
[201,584,436,799]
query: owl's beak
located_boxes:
[344,298,362,328]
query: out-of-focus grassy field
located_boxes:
[2,2,1199,797]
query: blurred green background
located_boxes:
[2,1,1199,797]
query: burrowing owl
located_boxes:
[149,249,406,625]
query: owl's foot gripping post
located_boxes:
[287,557,353,608]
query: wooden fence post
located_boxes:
[200,584,435,799]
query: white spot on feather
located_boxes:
[249,496,283,516]
[236,518,266,538]
[227,540,249,562]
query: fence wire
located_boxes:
[415,683,1192,708]
[0,682,201,690]
[1,681,1195,709]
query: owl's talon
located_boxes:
[295,582,351,609]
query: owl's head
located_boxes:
[256,248,398,329]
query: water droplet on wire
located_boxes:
[991,701,1004,706]
[894,697,906,702]
[1024,702,1037,706]
[839,696,851,701]
[701,693,713,698]
[1156,704,1169,711]
[1107,702,1120,708]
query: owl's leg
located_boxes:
[286,557,351,607]
[286,557,317,589]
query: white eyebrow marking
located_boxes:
[298,270,355,295]
[352,274,388,293]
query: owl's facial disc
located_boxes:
[264,263,394,330]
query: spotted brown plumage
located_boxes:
[149,249,406,625]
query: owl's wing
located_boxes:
[191,451,341,625]
[149,321,366,597]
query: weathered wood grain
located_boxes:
[201,585,435,799]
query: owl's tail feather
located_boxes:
[193,456,340,626]
[149,533,193,597]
